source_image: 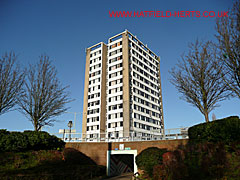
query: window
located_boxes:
[120,121,123,127]
[111,44,116,49]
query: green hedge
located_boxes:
[0,130,65,152]
[136,147,167,177]
[188,116,240,144]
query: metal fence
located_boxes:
[51,127,189,142]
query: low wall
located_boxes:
[66,139,188,166]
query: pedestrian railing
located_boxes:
[50,127,189,142]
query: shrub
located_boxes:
[0,130,65,152]
[23,131,65,151]
[136,147,167,177]
[160,150,188,180]
[3,132,29,152]
[185,142,227,179]
[0,129,9,136]
[0,129,10,151]
[156,142,230,180]
[153,164,167,180]
[188,116,240,144]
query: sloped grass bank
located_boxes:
[0,148,106,180]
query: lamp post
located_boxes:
[68,121,73,141]
[65,112,85,131]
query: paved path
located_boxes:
[104,173,134,180]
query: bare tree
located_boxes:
[0,52,25,115]
[216,0,240,98]
[170,40,230,122]
[18,55,72,131]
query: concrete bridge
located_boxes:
[66,139,188,176]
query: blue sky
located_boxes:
[0,0,239,133]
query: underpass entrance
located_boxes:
[107,150,137,176]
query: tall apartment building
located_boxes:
[82,30,164,140]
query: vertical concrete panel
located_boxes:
[82,49,91,135]
[157,57,164,129]
[100,43,108,137]
[122,31,130,137]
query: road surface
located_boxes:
[104,173,134,180]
